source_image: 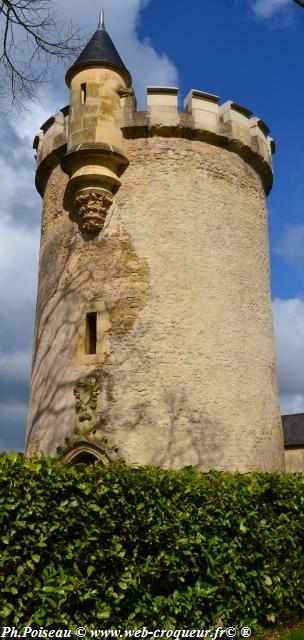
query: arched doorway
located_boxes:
[59,441,114,466]
[70,451,98,465]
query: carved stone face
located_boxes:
[74,190,113,233]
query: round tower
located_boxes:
[26,15,285,471]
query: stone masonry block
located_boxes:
[184,89,220,133]
[120,91,138,128]
[250,117,271,163]
[41,113,64,140]
[219,100,252,145]
[147,86,179,126]
[61,106,70,138]
[268,137,275,156]
[120,90,137,112]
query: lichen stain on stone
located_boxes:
[25,435,41,458]
[41,165,69,238]
[103,231,150,338]
[105,374,115,404]
[99,99,116,118]
[64,222,150,342]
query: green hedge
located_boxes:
[0,453,303,629]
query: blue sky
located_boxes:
[141,0,304,294]
[1,0,304,451]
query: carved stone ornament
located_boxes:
[74,190,113,233]
[74,375,101,423]
[56,372,125,464]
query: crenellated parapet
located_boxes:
[33,86,275,199]
[33,109,67,194]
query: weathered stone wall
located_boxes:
[26,160,150,460]
[112,136,284,472]
[26,130,284,471]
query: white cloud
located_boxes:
[276,224,304,269]
[273,298,304,414]
[0,217,40,451]
[10,101,56,145]
[0,0,178,452]
[251,0,290,18]
[0,218,40,309]
[0,350,32,384]
[46,0,178,110]
[280,393,304,414]
[0,403,28,452]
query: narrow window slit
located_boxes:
[86,312,97,354]
[80,83,87,104]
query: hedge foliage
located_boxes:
[0,452,303,629]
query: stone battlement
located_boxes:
[33,86,275,196]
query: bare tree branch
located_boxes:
[0,0,84,111]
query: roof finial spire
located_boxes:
[98,8,105,31]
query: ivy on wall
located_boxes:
[0,453,303,628]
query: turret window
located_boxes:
[85,312,97,354]
[80,83,87,104]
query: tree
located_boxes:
[0,0,83,110]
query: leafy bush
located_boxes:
[283,632,304,640]
[0,452,303,628]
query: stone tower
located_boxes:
[26,13,285,471]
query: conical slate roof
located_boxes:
[65,11,132,87]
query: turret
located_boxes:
[62,11,132,233]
